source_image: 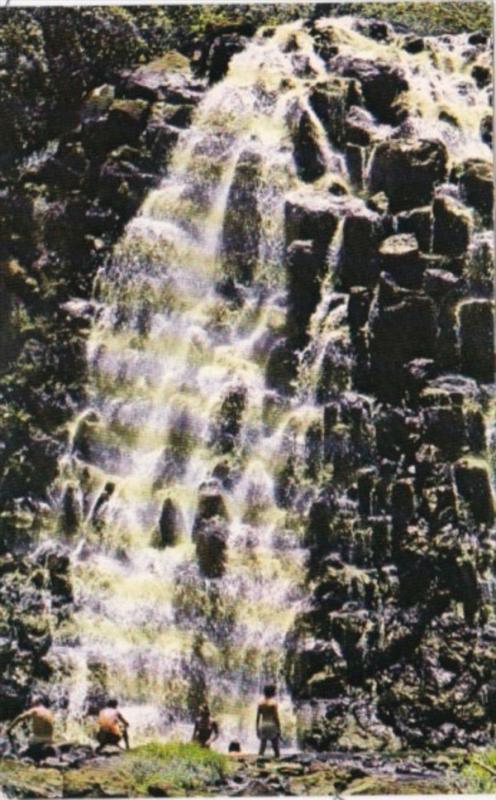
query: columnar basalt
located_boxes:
[0,8,493,759]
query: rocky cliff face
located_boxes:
[0,9,493,754]
[282,17,495,751]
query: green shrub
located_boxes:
[125,742,230,794]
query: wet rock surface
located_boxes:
[0,749,464,797]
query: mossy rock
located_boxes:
[345,776,458,795]
[0,760,62,798]
[64,762,133,798]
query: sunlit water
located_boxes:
[47,18,491,752]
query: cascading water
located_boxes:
[50,22,340,751]
[46,15,492,751]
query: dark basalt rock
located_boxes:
[265,337,299,396]
[59,483,81,537]
[222,150,262,284]
[403,35,425,54]
[344,106,379,147]
[454,458,494,525]
[457,158,493,221]
[480,114,492,146]
[290,106,326,183]
[330,54,408,124]
[457,298,495,383]
[286,240,322,344]
[284,192,339,267]
[369,288,438,401]
[378,233,423,289]
[153,497,182,548]
[193,482,228,541]
[82,98,149,155]
[369,139,448,213]
[308,78,354,148]
[397,206,432,253]
[195,517,228,578]
[432,195,472,258]
[471,63,491,89]
[208,34,247,84]
[214,383,247,454]
[337,207,382,289]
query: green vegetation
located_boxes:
[325,1,491,36]
[125,742,230,795]
[462,749,496,793]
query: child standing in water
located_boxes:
[256,685,281,758]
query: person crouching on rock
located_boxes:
[192,704,219,748]
[95,699,130,753]
[7,696,56,761]
[256,685,281,758]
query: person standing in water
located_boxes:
[95,699,130,752]
[192,704,219,748]
[7,696,56,761]
[256,685,281,758]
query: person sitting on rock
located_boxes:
[192,704,219,748]
[95,699,130,753]
[256,685,281,758]
[7,696,56,761]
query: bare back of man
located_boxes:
[96,702,129,752]
[8,700,55,761]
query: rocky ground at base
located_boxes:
[0,747,467,797]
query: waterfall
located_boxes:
[46,15,492,751]
[50,22,338,751]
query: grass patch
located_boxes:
[125,742,230,795]
[462,749,496,793]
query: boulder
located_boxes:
[98,153,157,217]
[221,150,262,284]
[121,53,194,102]
[471,63,491,88]
[330,55,408,124]
[369,290,438,401]
[348,286,372,332]
[454,458,494,525]
[344,106,379,147]
[457,159,493,220]
[193,482,228,540]
[345,144,365,189]
[396,206,432,253]
[423,268,461,300]
[195,518,228,578]
[423,405,466,460]
[208,34,246,83]
[369,139,448,213]
[286,240,322,343]
[457,299,494,383]
[308,78,353,147]
[290,106,326,182]
[82,98,149,155]
[378,233,423,289]
[337,207,382,289]
[403,35,425,54]
[284,192,339,268]
[432,195,471,258]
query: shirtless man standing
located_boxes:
[256,685,281,758]
[192,705,219,748]
[7,696,56,760]
[95,699,130,753]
